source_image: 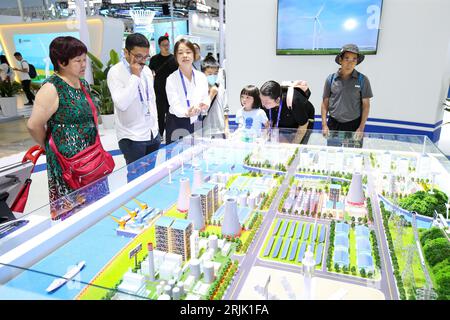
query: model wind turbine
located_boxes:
[300,4,325,50]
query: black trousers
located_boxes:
[155,93,170,137]
[119,133,161,183]
[165,113,194,145]
[21,80,35,103]
[327,116,361,132]
[327,116,363,148]
[118,133,161,165]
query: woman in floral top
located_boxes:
[27,36,106,217]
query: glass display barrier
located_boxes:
[1,128,449,300]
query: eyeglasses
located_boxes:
[128,51,150,62]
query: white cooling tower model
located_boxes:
[238,194,247,207]
[247,195,256,209]
[164,285,172,297]
[203,261,215,284]
[221,198,241,237]
[176,281,185,296]
[177,177,191,212]
[193,167,204,191]
[188,194,205,230]
[172,287,181,300]
[347,172,365,206]
[190,258,201,280]
[208,234,218,252]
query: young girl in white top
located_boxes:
[236,85,269,134]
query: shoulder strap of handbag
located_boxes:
[202,93,218,122]
[80,81,99,128]
[48,82,99,161]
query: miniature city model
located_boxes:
[0,130,449,300]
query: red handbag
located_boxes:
[48,82,115,190]
[10,145,45,213]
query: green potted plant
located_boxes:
[87,50,119,129]
[0,80,22,117]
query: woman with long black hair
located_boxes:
[260,80,315,144]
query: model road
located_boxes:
[225,150,302,300]
[225,150,399,300]
[364,155,399,300]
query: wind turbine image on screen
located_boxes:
[299,3,325,51]
[277,0,383,55]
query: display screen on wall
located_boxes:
[152,20,188,54]
[13,32,79,81]
[277,0,383,55]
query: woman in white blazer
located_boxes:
[165,39,210,144]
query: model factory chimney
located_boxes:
[147,242,155,281]
[177,177,191,212]
[192,167,204,191]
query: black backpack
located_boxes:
[23,60,37,79]
[28,64,37,79]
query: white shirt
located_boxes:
[236,108,268,131]
[0,63,13,82]
[166,68,210,124]
[107,60,158,142]
[16,60,30,81]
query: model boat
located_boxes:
[46,261,86,293]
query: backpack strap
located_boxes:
[328,73,335,87]
[286,86,294,109]
[358,72,364,92]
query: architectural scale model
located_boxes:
[0,129,449,300]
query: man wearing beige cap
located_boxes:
[321,44,373,139]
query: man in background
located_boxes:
[321,44,373,141]
[12,52,35,106]
[149,36,178,139]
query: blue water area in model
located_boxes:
[0,148,259,298]
[0,217,131,300]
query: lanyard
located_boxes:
[138,76,149,104]
[269,98,283,128]
[123,59,149,103]
[179,69,195,108]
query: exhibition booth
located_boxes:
[0,0,449,302]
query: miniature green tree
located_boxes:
[334,263,340,272]
[360,268,367,278]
